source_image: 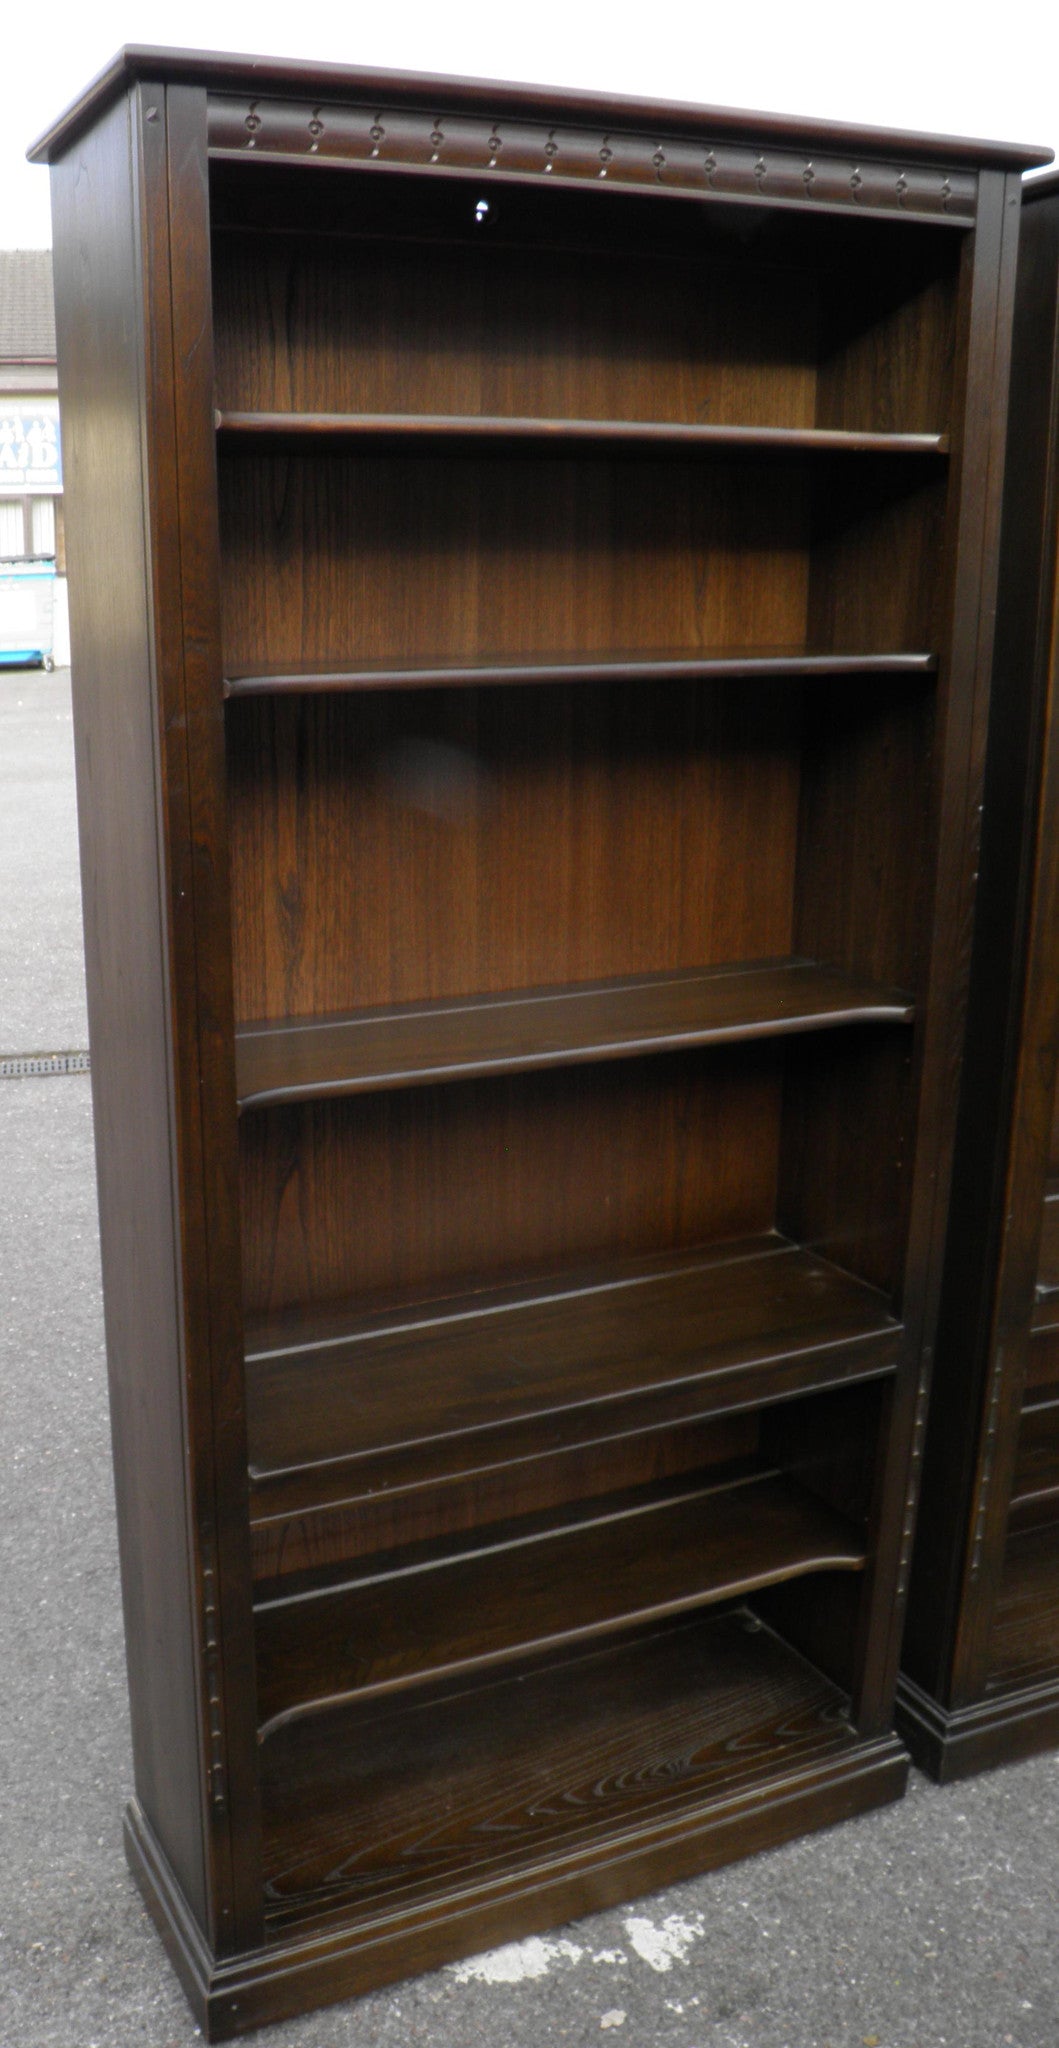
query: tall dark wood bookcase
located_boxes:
[33,49,1046,2038]
[899,170,1059,1782]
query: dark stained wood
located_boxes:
[218,452,817,671]
[249,1409,763,1583]
[30,46,1050,173]
[211,221,822,430]
[217,409,950,456]
[254,1612,898,1944]
[41,44,1031,2037]
[209,216,959,442]
[226,682,803,1023]
[755,1379,887,1696]
[900,173,1059,1770]
[895,1664,1059,1785]
[815,259,959,438]
[1036,1184,1059,1297]
[47,88,211,1937]
[254,1472,866,1731]
[205,117,981,236]
[160,85,264,1951]
[235,960,915,1109]
[122,1623,907,2042]
[807,170,1023,1740]
[780,677,936,1298]
[868,173,1024,1727]
[245,1232,900,1494]
[225,650,937,696]
[237,1048,782,1319]
[1007,1395,1059,1530]
[986,1524,1059,1692]
[1025,1318,1059,1389]
[805,472,947,656]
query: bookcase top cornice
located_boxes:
[29,43,1052,180]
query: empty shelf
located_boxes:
[224,647,939,696]
[246,1232,901,1517]
[259,1608,888,1935]
[216,410,950,457]
[235,960,915,1110]
[253,1465,866,1733]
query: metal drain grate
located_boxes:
[1,1050,91,1078]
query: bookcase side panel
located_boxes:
[48,92,210,1931]
[846,170,1023,1729]
[952,205,1059,1707]
[160,83,264,1952]
[904,183,1059,1711]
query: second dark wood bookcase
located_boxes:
[33,48,1046,2037]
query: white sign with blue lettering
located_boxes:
[0,405,62,492]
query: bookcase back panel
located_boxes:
[212,231,819,428]
[209,169,958,440]
[227,682,802,1021]
[219,453,815,669]
[1049,1083,1059,1176]
[247,1371,887,1597]
[250,1410,762,1582]
[237,1045,782,1317]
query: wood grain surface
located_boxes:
[257,1608,867,1932]
[224,650,938,695]
[244,1232,899,1484]
[226,680,803,1022]
[238,1045,786,1317]
[987,1524,1059,1692]
[234,960,915,1108]
[253,1468,865,1729]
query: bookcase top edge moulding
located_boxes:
[33,46,1052,2039]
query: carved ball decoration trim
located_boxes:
[207,95,977,223]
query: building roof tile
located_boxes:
[0,251,56,362]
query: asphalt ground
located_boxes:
[2,666,1057,2048]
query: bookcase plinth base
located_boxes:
[895,1671,1059,1784]
[126,1738,909,2041]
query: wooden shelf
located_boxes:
[224,648,939,698]
[258,1608,882,1936]
[235,960,915,1111]
[245,1233,901,1519]
[216,410,950,457]
[253,1464,866,1733]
